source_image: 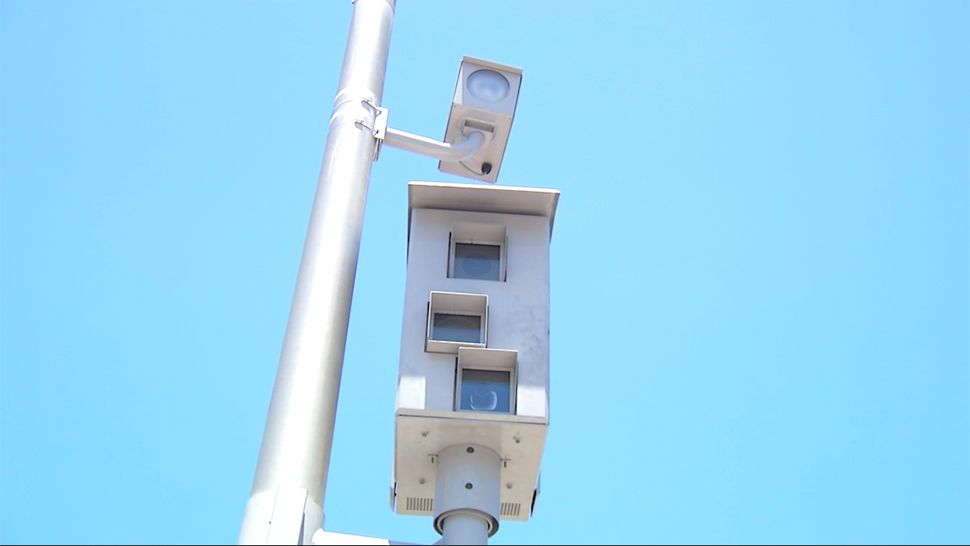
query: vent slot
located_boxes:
[405,497,433,513]
[500,502,521,517]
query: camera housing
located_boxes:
[392,181,559,522]
[438,57,523,183]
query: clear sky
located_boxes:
[1,1,968,544]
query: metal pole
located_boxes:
[439,513,491,545]
[239,1,395,543]
[433,445,501,545]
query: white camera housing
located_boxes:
[392,181,559,522]
[438,57,523,183]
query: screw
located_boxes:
[481,162,493,175]
[465,483,473,490]
[466,446,474,454]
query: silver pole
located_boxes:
[239,0,395,543]
[439,513,490,545]
[433,445,501,545]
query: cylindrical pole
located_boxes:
[439,513,490,545]
[239,1,395,543]
[433,445,501,545]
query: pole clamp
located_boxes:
[355,98,388,161]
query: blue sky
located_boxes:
[1,1,968,544]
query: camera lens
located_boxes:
[469,387,499,411]
[453,243,500,281]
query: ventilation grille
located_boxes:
[500,502,522,517]
[405,497,433,513]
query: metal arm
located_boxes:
[382,126,489,162]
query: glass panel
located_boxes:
[460,369,511,413]
[453,243,501,281]
[432,313,481,343]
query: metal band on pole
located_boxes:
[239,1,395,543]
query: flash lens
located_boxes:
[466,69,510,103]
